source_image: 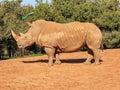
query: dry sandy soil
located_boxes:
[0,49,120,90]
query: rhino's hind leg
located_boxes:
[86,45,101,65]
[44,47,55,66]
[84,49,93,65]
[54,53,61,65]
[93,49,101,65]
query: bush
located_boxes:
[103,31,120,49]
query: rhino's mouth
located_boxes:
[18,44,24,49]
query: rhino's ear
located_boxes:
[11,30,20,41]
[27,22,32,27]
[20,32,24,36]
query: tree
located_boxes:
[0,0,34,58]
[91,0,120,31]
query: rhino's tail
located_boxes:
[100,41,104,51]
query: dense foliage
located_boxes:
[0,0,120,58]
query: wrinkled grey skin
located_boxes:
[11,20,103,66]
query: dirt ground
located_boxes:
[0,49,120,90]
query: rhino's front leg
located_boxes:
[55,53,61,65]
[44,47,55,66]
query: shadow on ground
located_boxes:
[22,58,86,64]
[22,58,103,64]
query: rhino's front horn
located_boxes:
[11,30,20,41]
[27,22,32,26]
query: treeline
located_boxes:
[0,0,120,58]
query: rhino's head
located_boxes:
[11,30,34,49]
[11,20,45,48]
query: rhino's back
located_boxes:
[39,22,87,52]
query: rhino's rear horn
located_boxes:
[11,30,20,41]
[20,32,24,36]
[27,22,32,26]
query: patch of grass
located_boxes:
[9,53,44,60]
[24,53,44,57]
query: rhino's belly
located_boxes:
[60,46,83,52]
[56,34,86,52]
[57,42,85,52]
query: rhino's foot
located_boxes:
[55,60,61,65]
[48,62,54,67]
[94,62,101,65]
[84,61,91,65]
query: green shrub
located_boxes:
[103,31,120,49]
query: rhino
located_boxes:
[11,20,103,66]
